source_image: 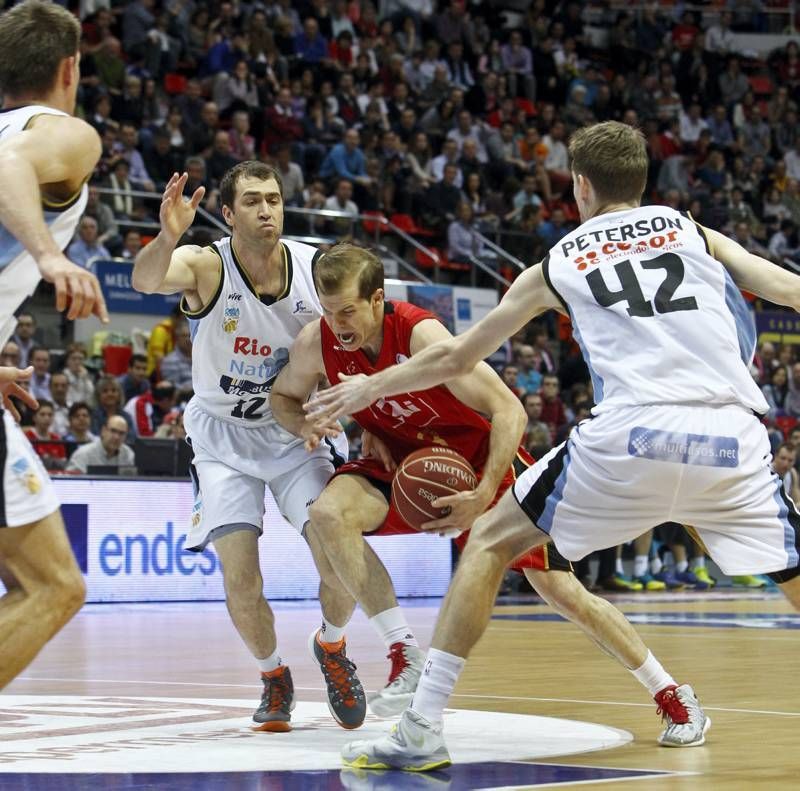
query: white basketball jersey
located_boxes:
[0,105,88,349]
[185,237,322,427]
[544,205,768,415]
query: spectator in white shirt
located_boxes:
[67,415,136,474]
[430,138,463,187]
[49,372,71,436]
[679,102,709,146]
[324,178,359,236]
[446,110,488,162]
[542,120,570,194]
[784,140,800,182]
[705,11,735,57]
[64,346,96,407]
[447,201,484,263]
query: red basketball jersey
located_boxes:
[320,301,493,469]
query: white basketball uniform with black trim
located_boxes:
[183,237,347,550]
[0,106,86,528]
[513,205,799,578]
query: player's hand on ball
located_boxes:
[362,431,396,472]
[0,366,38,421]
[305,373,375,422]
[420,489,492,534]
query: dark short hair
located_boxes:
[30,346,50,361]
[313,243,384,300]
[34,399,54,413]
[153,382,176,400]
[219,161,283,210]
[777,442,796,456]
[129,353,148,368]
[0,1,80,97]
[68,401,91,419]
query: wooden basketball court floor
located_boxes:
[2,587,798,790]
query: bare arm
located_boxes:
[703,225,800,310]
[0,115,107,321]
[270,321,338,449]
[409,319,527,527]
[306,264,560,421]
[132,172,206,296]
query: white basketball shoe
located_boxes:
[655,683,711,747]
[368,642,425,717]
[342,708,452,771]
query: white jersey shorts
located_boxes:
[513,403,800,577]
[0,410,60,528]
[183,400,347,551]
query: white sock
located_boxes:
[630,651,676,697]
[410,648,465,725]
[320,616,346,644]
[257,648,282,674]
[370,606,419,648]
[634,554,649,578]
[615,557,625,575]
[676,559,689,573]
[650,555,663,575]
[693,556,706,569]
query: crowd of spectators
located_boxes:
[11,0,800,589]
[61,1,800,271]
[1,311,189,475]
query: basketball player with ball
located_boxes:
[271,242,706,745]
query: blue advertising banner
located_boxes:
[755,310,800,346]
[44,479,452,603]
[96,260,180,315]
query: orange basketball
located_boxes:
[391,447,478,530]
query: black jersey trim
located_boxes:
[180,245,224,319]
[680,210,711,256]
[540,253,568,311]
[231,240,293,306]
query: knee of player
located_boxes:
[307,496,353,532]
[528,570,584,618]
[222,566,265,604]
[465,512,512,555]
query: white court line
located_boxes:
[13,676,800,718]
[489,626,800,641]
[482,761,697,790]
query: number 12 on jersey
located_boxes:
[230,396,266,419]
[586,252,698,317]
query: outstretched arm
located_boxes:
[703,225,800,310]
[306,264,560,421]
[271,321,340,450]
[0,115,107,321]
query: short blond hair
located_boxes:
[569,121,648,205]
[313,243,384,300]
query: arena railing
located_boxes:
[93,186,458,284]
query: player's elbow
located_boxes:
[131,268,158,294]
[447,339,478,379]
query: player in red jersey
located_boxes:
[272,243,706,739]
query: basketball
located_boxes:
[391,447,478,530]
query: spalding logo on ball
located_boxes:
[391,447,477,531]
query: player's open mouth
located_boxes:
[338,333,355,344]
